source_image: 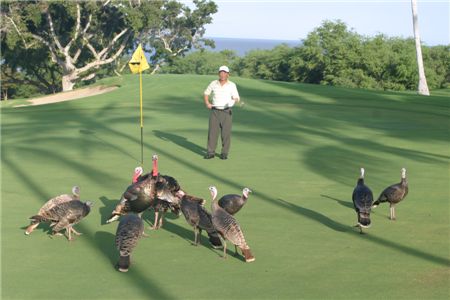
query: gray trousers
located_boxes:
[207,109,232,155]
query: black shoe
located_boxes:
[220,153,228,160]
[204,153,214,159]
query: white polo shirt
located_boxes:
[204,80,240,109]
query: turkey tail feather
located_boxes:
[240,247,255,262]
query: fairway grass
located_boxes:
[1,74,449,299]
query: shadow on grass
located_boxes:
[153,130,205,157]
[3,156,177,299]
[276,198,450,267]
[99,196,120,225]
[79,128,139,163]
[320,194,354,210]
[94,231,117,267]
[92,230,174,299]
[157,219,224,258]
[276,198,349,232]
[3,80,449,277]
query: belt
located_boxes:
[212,107,230,111]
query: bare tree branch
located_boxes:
[98,28,130,60]
[83,36,100,60]
[3,15,32,49]
[73,49,82,63]
[81,73,96,81]
[65,3,81,52]
[77,31,132,74]
[45,10,64,53]
[151,64,160,75]
[29,33,65,66]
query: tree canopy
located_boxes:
[163,20,449,93]
[1,0,217,97]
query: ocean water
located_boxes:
[204,37,301,56]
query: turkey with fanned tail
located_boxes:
[209,186,255,262]
[115,214,144,272]
[372,168,409,220]
[352,168,373,234]
[25,186,80,235]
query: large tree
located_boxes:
[2,1,136,91]
[1,0,217,93]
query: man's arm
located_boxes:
[231,83,240,103]
[204,94,212,109]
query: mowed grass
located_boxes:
[1,74,449,300]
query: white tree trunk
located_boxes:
[411,0,430,96]
[62,74,76,91]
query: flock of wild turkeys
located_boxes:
[24,155,408,272]
[25,155,255,272]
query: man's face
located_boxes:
[219,71,229,81]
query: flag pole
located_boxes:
[128,44,149,167]
[139,69,144,166]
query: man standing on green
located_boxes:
[203,65,240,160]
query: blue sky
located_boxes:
[186,0,449,46]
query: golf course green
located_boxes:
[1,74,449,299]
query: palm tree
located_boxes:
[411,0,430,96]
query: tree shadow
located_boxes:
[153,130,205,156]
[160,219,219,252]
[94,231,117,267]
[320,194,354,210]
[79,128,139,163]
[3,76,449,284]
[93,231,175,299]
[276,198,349,232]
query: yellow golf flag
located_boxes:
[128,44,150,74]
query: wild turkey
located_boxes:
[352,168,373,234]
[25,186,80,235]
[115,214,144,272]
[209,186,255,262]
[29,200,93,241]
[151,175,181,229]
[213,187,252,215]
[372,168,409,220]
[106,155,162,224]
[134,155,178,228]
[158,188,222,248]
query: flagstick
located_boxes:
[128,44,149,166]
[139,69,144,166]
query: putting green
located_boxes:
[1,74,449,299]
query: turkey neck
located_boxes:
[400,177,408,186]
[211,198,221,212]
[357,178,365,186]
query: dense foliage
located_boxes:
[1,0,217,99]
[163,21,449,92]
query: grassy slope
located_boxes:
[1,74,449,299]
